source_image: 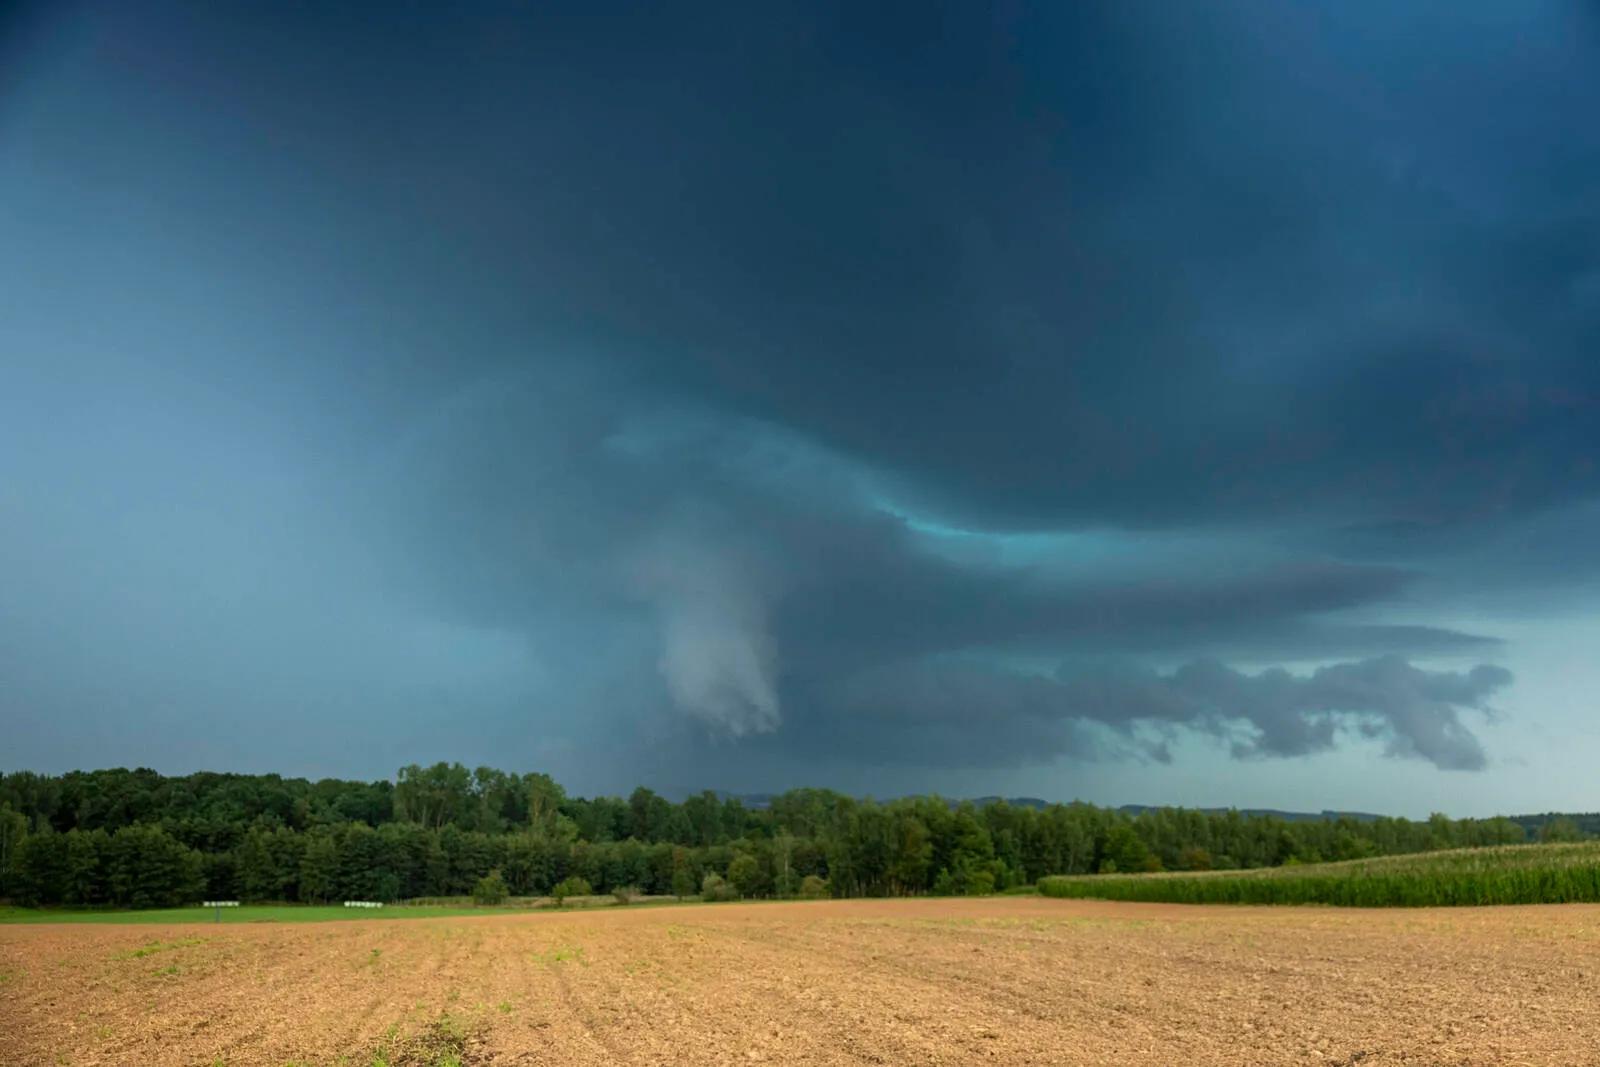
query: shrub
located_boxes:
[799,874,830,900]
[472,869,508,906]
[700,872,740,902]
[964,868,996,896]
[550,876,592,906]
[671,867,697,900]
[612,884,641,905]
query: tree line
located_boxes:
[0,764,1569,909]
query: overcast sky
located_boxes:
[4,2,1599,816]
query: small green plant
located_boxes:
[531,943,584,965]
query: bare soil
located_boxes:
[5,896,1600,1065]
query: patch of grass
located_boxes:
[531,944,584,965]
[1038,842,1600,907]
[3,904,505,925]
[1,893,732,926]
[362,1012,477,1067]
[495,1001,512,1014]
[113,937,204,960]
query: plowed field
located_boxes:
[5,896,1600,1065]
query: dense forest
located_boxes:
[0,765,1577,909]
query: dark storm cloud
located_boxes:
[2,0,1591,788]
[802,656,1511,772]
[369,364,1506,767]
[303,0,1599,533]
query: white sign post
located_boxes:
[202,900,240,924]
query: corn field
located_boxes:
[1037,842,1600,907]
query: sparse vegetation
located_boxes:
[12,897,1600,1064]
[531,944,584,965]
[357,1013,475,1067]
[114,937,203,959]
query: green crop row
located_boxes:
[1036,841,1600,907]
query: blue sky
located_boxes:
[3,1,1599,816]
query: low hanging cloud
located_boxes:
[827,655,1511,771]
[628,519,782,737]
[1111,657,1511,771]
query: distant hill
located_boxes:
[972,799,1386,821]
[718,793,1060,811]
[1116,804,1385,823]
[706,792,1597,831]
[969,796,1052,809]
[1508,812,1600,837]
[712,792,1387,821]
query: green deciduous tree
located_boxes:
[0,804,27,898]
[298,833,339,904]
[726,853,764,899]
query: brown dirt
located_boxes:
[5,896,1600,1066]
